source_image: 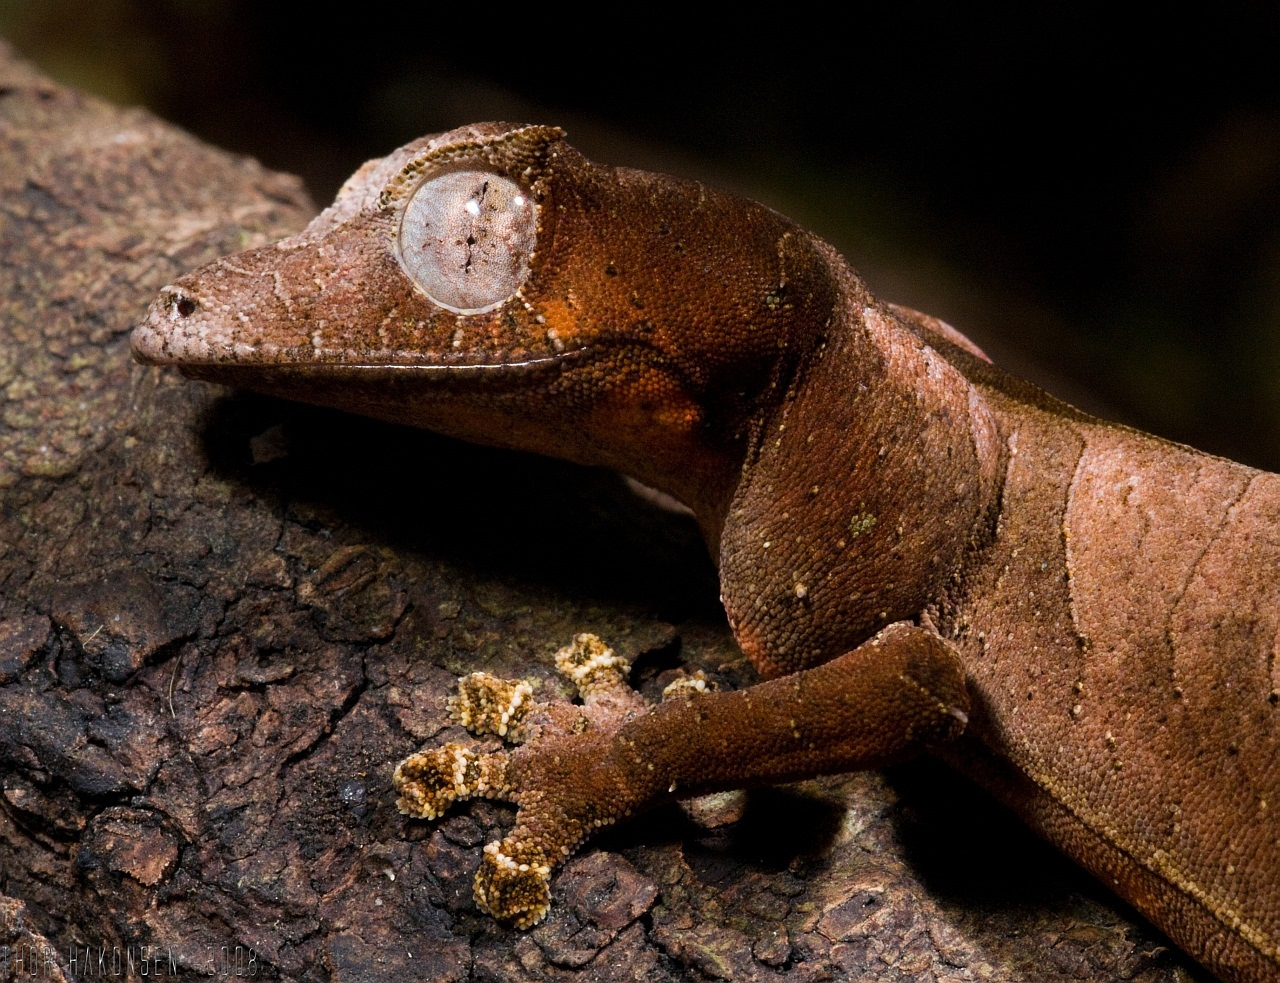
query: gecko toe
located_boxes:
[449,672,538,742]
[393,742,512,818]
[554,633,631,696]
[661,669,716,700]
[474,839,553,929]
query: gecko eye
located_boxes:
[396,170,537,314]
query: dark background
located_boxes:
[4,1,1279,469]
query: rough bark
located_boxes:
[0,43,1205,982]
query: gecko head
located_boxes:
[133,123,840,516]
[132,122,564,373]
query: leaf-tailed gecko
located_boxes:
[131,123,1279,983]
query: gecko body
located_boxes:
[132,123,1280,983]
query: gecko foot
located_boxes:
[393,634,651,927]
[394,623,970,929]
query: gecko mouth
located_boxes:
[161,350,591,408]
[159,346,594,420]
[131,286,583,375]
[167,350,590,438]
[163,353,585,374]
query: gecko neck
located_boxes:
[717,269,1004,674]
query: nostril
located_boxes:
[168,292,198,319]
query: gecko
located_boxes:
[131,122,1280,983]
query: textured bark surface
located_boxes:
[0,44,1206,982]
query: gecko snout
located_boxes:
[131,286,203,365]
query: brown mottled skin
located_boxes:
[132,124,1280,983]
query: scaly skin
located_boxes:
[132,123,1279,983]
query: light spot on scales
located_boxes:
[271,271,294,312]
[920,344,948,381]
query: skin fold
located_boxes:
[132,123,1280,983]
